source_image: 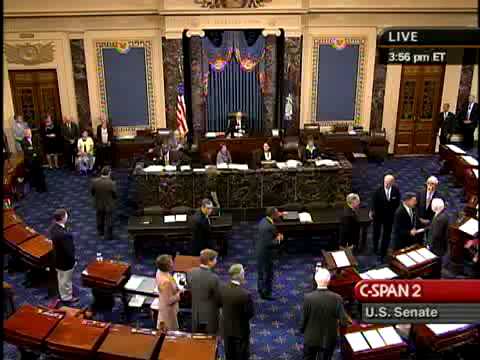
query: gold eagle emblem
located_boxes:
[5,42,55,65]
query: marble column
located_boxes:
[282,35,302,135]
[3,53,16,153]
[263,34,277,132]
[369,49,387,132]
[70,39,91,130]
[162,38,184,130]
[189,35,205,143]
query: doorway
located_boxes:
[9,70,62,130]
[394,65,445,154]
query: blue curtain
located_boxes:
[203,31,265,132]
[206,58,264,132]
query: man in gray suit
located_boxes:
[301,267,351,360]
[428,198,449,270]
[91,166,117,240]
[187,248,221,334]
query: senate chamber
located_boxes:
[2,1,480,359]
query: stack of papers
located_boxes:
[143,165,164,173]
[395,254,417,268]
[205,132,217,138]
[286,160,301,168]
[363,329,386,349]
[377,327,403,345]
[462,155,478,166]
[298,212,312,223]
[175,214,187,222]
[164,214,188,223]
[395,247,437,268]
[128,295,146,308]
[315,159,339,167]
[180,165,191,172]
[360,267,398,280]
[228,163,249,170]
[164,215,176,223]
[459,218,478,236]
[165,165,177,172]
[331,250,350,268]
[345,332,371,352]
[426,324,469,336]
[345,327,404,352]
[446,144,466,154]
[193,168,206,173]
[217,163,228,169]
[416,247,437,260]
[276,162,287,169]
[124,275,144,291]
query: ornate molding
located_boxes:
[5,42,55,65]
[262,29,282,37]
[95,39,156,136]
[194,0,272,8]
[310,36,367,125]
[186,30,206,38]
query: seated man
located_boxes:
[302,136,320,161]
[225,112,248,138]
[216,144,232,165]
[160,143,189,166]
[76,130,95,174]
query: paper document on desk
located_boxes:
[205,132,217,138]
[462,155,478,166]
[369,267,398,279]
[315,159,339,167]
[446,144,466,154]
[286,160,300,168]
[165,165,177,172]
[395,254,417,268]
[416,247,437,260]
[229,163,248,170]
[193,168,206,173]
[217,163,228,169]
[129,295,146,308]
[276,162,287,169]
[175,214,187,222]
[125,275,144,291]
[378,327,403,345]
[426,324,469,335]
[143,165,164,173]
[406,250,427,264]
[362,329,386,349]
[298,212,313,223]
[459,218,479,236]
[164,215,176,223]
[180,165,191,172]
[345,332,370,352]
[331,250,350,268]
[359,272,372,280]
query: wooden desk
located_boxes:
[3,223,38,248]
[328,267,362,303]
[464,168,478,201]
[46,317,109,359]
[448,217,477,267]
[198,136,281,165]
[412,324,478,352]
[174,255,200,273]
[439,145,478,186]
[389,244,441,278]
[17,234,53,268]
[82,260,131,289]
[341,324,407,360]
[158,332,217,360]
[4,304,64,351]
[97,324,163,360]
[127,214,232,258]
[3,210,22,230]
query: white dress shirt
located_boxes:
[385,187,391,201]
[101,127,109,144]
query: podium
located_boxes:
[389,244,440,278]
[412,324,479,353]
[448,217,478,272]
[341,323,407,360]
[321,248,360,302]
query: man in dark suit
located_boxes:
[369,174,401,258]
[160,143,188,166]
[91,166,117,240]
[437,103,456,145]
[225,112,248,138]
[22,128,47,193]
[61,116,80,170]
[95,117,114,170]
[187,248,221,334]
[191,199,214,255]
[459,95,479,149]
[48,209,79,304]
[301,267,351,360]
[428,198,449,268]
[416,176,443,226]
[302,136,320,161]
[339,193,361,252]
[256,207,283,300]
[219,264,254,360]
[392,192,422,250]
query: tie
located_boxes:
[468,104,473,120]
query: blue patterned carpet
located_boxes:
[3,149,478,359]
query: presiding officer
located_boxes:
[256,207,283,300]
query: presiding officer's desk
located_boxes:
[134,154,352,212]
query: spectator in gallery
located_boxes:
[13,114,27,152]
[370,174,401,258]
[95,116,114,170]
[48,208,79,304]
[187,248,221,334]
[91,166,117,240]
[437,103,456,145]
[41,114,61,169]
[216,144,232,166]
[22,127,47,193]
[219,264,254,360]
[76,130,95,174]
[427,198,449,267]
[302,136,320,161]
[191,198,214,255]
[416,176,443,225]
[339,193,361,251]
[61,116,80,171]
[301,267,351,360]
[459,94,478,149]
[155,254,183,331]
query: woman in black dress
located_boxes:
[41,115,60,169]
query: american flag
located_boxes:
[176,83,188,136]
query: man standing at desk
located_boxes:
[392,192,421,250]
[91,166,117,240]
[187,248,221,334]
[191,199,214,255]
[256,207,283,301]
[301,267,351,360]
